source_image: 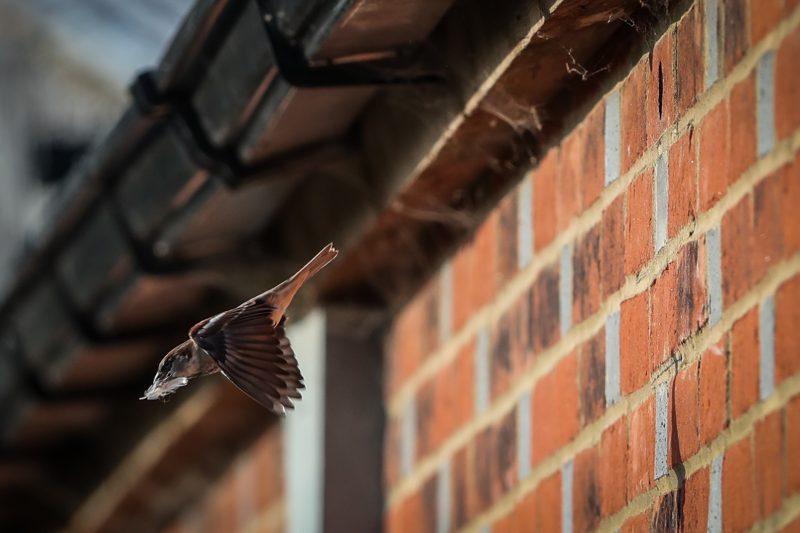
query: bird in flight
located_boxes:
[140,243,338,414]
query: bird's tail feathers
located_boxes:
[269,243,339,312]
[296,243,339,281]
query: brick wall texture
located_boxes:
[166,429,285,533]
[162,1,800,532]
[384,1,800,532]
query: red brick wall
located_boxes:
[384,1,800,531]
[166,428,285,533]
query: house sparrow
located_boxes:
[141,243,338,414]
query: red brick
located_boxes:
[628,396,655,498]
[225,475,240,531]
[528,264,561,354]
[776,29,800,140]
[513,294,533,371]
[698,100,730,210]
[699,340,728,445]
[621,58,649,173]
[419,280,440,356]
[601,194,625,298]
[788,395,800,494]
[721,195,754,306]
[729,72,757,179]
[624,169,654,276]
[416,378,436,459]
[532,353,579,465]
[210,474,237,533]
[451,446,477,529]
[389,279,439,389]
[776,274,800,383]
[670,362,700,462]
[384,416,402,488]
[489,510,516,533]
[500,294,531,382]
[620,290,651,395]
[723,0,748,75]
[754,411,783,518]
[559,103,605,222]
[442,341,476,438]
[583,103,606,209]
[451,430,497,526]
[573,446,602,532]
[253,430,283,510]
[676,239,708,343]
[723,436,756,532]
[474,213,499,307]
[650,266,678,367]
[752,169,784,283]
[621,510,651,533]
[668,127,698,238]
[452,215,499,331]
[599,417,628,515]
[386,504,401,533]
[647,29,675,143]
[579,330,605,426]
[751,0,782,43]
[732,308,760,417]
[388,477,437,533]
[513,470,563,533]
[534,149,558,251]
[497,192,518,282]
[677,3,704,114]
[459,416,517,524]
[558,133,583,232]
[492,411,518,499]
[572,224,602,323]
[651,240,707,366]
[491,307,519,399]
[417,341,475,457]
[511,489,536,531]
[533,471,562,532]
[235,464,258,528]
[389,291,432,394]
[683,467,710,532]
[783,158,800,255]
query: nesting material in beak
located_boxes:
[140,377,190,400]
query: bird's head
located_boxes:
[140,340,195,401]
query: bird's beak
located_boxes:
[140,377,190,400]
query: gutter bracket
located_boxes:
[257,0,448,88]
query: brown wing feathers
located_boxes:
[205,316,304,413]
[190,244,337,413]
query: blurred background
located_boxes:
[0,0,192,284]
[1,0,799,532]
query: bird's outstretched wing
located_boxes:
[189,299,303,414]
